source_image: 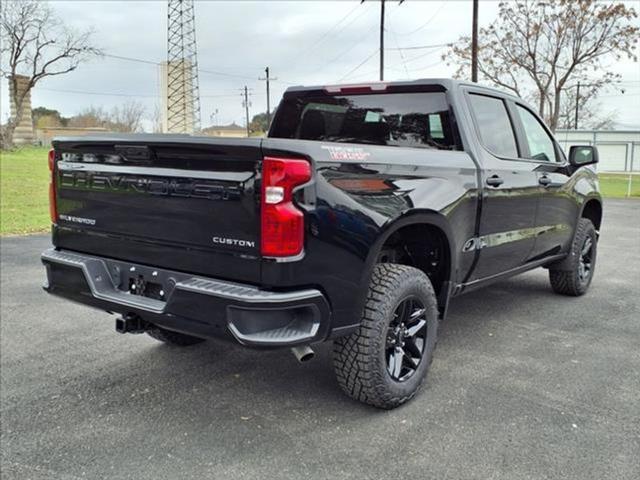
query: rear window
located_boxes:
[270,92,459,150]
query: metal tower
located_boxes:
[166,0,201,133]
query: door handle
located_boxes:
[486,175,504,187]
[539,175,552,187]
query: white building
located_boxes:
[556,129,640,172]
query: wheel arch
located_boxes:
[360,211,457,318]
[546,196,602,272]
[580,197,603,232]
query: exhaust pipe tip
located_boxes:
[291,345,315,363]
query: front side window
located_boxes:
[468,94,518,158]
[516,105,558,162]
[270,92,459,150]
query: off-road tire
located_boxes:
[549,218,597,296]
[147,326,206,346]
[333,263,439,409]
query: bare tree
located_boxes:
[110,101,146,133]
[68,102,146,133]
[1,0,100,146]
[445,0,638,131]
[67,106,109,129]
[150,103,163,133]
[557,82,617,131]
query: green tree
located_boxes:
[249,112,269,134]
[32,107,68,128]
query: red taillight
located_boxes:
[48,148,57,223]
[324,83,387,94]
[261,156,311,257]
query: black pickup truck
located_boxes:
[42,79,602,409]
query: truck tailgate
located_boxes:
[52,136,263,282]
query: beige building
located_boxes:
[160,60,195,134]
[201,123,247,138]
[9,75,35,145]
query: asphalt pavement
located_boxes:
[1,199,639,480]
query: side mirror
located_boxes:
[569,145,599,167]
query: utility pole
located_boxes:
[362,0,402,81]
[471,0,479,82]
[379,0,385,81]
[259,67,277,129]
[574,81,581,130]
[242,86,251,137]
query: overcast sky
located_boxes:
[2,0,639,130]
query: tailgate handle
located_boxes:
[115,145,152,163]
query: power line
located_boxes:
[305,2,394,78]
[201,93,247,98]
[310,1,406,77]
[39,87,158,98]
[102,52,262,82]
[404,58,444,74]
[324,24,378,69]
[393,1,445,36]
[303,7,378,75]
[339,49,379,82]
[387,24,410,79]
[391,45,445,66]
[284,1,364,66]
[38,86,239,99]
[102,53,159,65]
[198,67,259,81]
[347,64,409,81]
[386,43,449,51]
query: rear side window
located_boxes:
[515,105,558,162]
[468,94,518,158]
[270,92,459,150]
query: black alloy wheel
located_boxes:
[578,236,593,284]
[386,297,428,382]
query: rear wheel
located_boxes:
[146,326,205,346]
[333,263,439,409]
[549,218,597,296]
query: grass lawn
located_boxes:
[0,146,638,236]
[1,146,50,235]
[598,173,640,198]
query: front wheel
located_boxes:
[333,263,439,409]
[549,218,597,296]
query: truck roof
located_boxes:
[284,78,520,101]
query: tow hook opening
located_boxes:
[115,313,149,334]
